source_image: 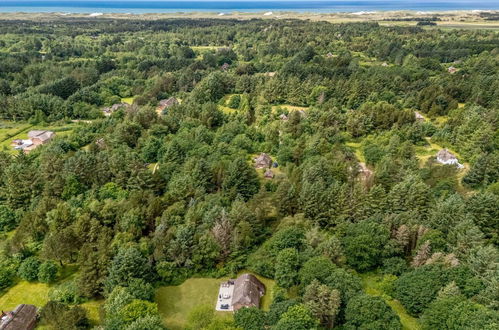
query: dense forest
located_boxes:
[0,18,498,330]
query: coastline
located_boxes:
[0,10,498,29]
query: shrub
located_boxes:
[18,257,41,282]
[38,261,58,283]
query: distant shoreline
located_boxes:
[1,10,499,29]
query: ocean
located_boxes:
[0,1,498,14]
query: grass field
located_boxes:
[0,281,51,310]
[271,104,309,113]
[0,265,102,326]
[156,272,275,330]
[361,273,421,330]
[121,97,135,105]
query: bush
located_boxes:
[0,205,17,232]
[38,261,58,283]
[49,281,83,304]
[18,257,41,282]
[0,267,15,290]
[234,307,266,330]
[392,265,448,315]
[344,294,402,330]
[382,257,407,276]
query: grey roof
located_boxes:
[27,130,55,142]
[159,97,179,108]
[232,274,265,310]
[254,153,272,168]
[0,304,37,330]
[436,149,457,162]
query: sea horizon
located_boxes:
[1,1,499,14]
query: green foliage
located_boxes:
[0,205,17,232]
[274,304,319,330]
[222,157,260,200]
[393,265,449,316]
[343,220,390,272]
[275,248,300,288]
[38,261,58,283]
[234,307,266,330]
[344,294,402,330]
[40,301,89,330]
[105,247,152,293]
[18,257,41,282]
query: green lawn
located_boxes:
[271,104,309,113]
[121,97,135,105]
[361,273,421,330]
[155,272,275,330]
[0,265,101,327]
[0,281,51,310]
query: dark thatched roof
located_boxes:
[0,304,37,330]
[231,274,265,311]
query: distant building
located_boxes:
[157,97,179,114]
[0,304,38,330]
[12,130,55,153]
[326,52,333,58]
[436,149,464,168]
[264,169,274,179]
[221,63,230,71]
[448,66,457,74]
[254,153,272,169]
[414,111,425,122]
[102,103,129,117]
[231,274,266,311]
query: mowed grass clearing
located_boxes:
[0,281,50,310]
[156,272,275,330]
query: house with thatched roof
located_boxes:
[231,274,265,311]
[102,103,129,116]
[0,304,38,330]
[254,153,272,169]
[264,169,274,179]
[157,97,179,115]
[436,149,464,168]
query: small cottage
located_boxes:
[254,153,272,169]
[231,274,266,311]
[157,97,179,115]
[436,149,464,168]
[264,169,274,179]
[102,103,129,116]
[0,304,38,330]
